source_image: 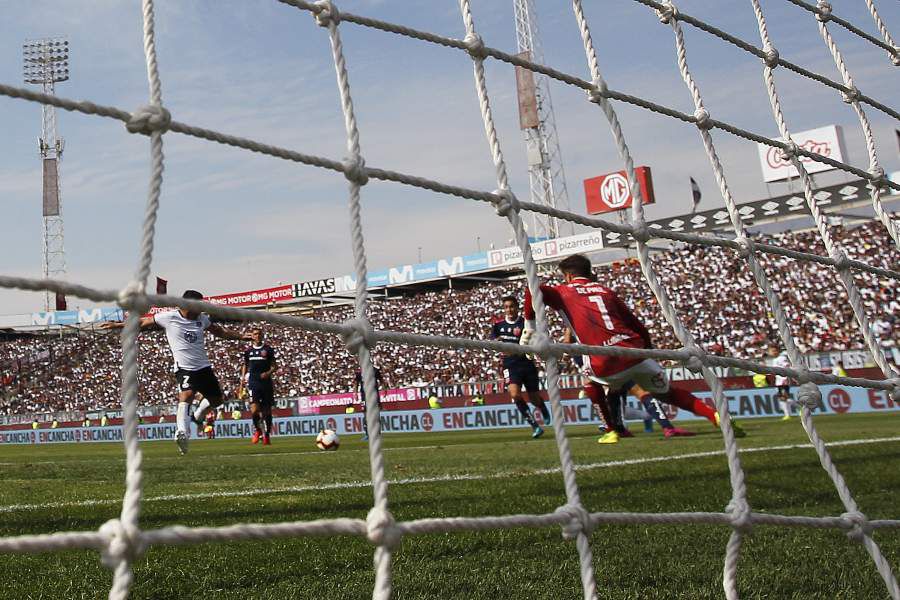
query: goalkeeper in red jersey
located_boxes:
[523,253,744,444]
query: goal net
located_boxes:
[0,1,898,598]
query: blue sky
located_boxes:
[0,0,897,314]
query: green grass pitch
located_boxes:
[0,412,897,599]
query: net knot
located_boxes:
[587,78,609,104]
[492,189,519,217]
[656,3,677,25]
[734,235,753,258]
[840,85,860,104]
[529,331,552,358]
[693,108,712,130]
[342,156,369,185]
[126,105,171,135]
[829,247,850,271]
[815,1,832,22]
[867,165,885,186]
[725,499,753,534]
[762,44,780,69]
[117,281,148,312]
[891,47,900,67]
[683,347,705,374]
[313,0,340,27]
[366,506,402,550]
[631,221,650,244]
[341,318,374,354]
[841,511,872,544]
[99,519,147,570]
[555,504,593,540]
[888,379,900,404]
[463,32,487,59]
[779,141,798,162]
[795,382,821,410]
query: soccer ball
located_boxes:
[316,429,340,451]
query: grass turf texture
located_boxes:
[0,412,897,599]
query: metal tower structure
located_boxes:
[23,37,69,311]
[513,0,571,240]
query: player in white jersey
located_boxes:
[102,290,252,454]
[767,345,793,421]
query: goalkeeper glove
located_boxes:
[519,320,536,346]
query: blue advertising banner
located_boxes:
[1,385,896,445]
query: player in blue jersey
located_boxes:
[490,295,549,438]
[238,328,278,445]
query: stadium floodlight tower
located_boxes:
[513,0,571,240]
[23,37,69,312]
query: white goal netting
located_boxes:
[0,1,898,598]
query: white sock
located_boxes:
[193,398,211,422]
[176,401,189,434]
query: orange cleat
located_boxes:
[262,434,271,446]
[251,430,261,445]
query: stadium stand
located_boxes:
[1,220,897,416]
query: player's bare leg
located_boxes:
[526,389,551,425]
[249,401,263,444]
[509,382,543,438]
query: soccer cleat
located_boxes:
[598,430,619,444]
[361,433,369,441]
[618,429,635,438]
[730,420,747,438]
[262,434,271,446]
[780,415,792,421]
[663,427,695,438]
[251,430,261,445]
[531,425,545,439]
[175,430,189,455]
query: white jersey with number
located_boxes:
[153,310,212,372]
[773,352,791,386]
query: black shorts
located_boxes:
[504,361,540,391]
[176,367,223,400]
[248,381,275,407]
[777,385,791,397]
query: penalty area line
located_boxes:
[0,435,897,514]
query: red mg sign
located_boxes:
[584,166,655,215]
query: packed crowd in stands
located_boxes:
[0,220,897,416]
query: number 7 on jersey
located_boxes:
[589,295,615,330]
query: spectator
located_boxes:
[0,220,895,417]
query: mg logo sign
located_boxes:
[600,173,630,208]
[584,166,655,215]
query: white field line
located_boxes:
[0,443,460,466]
[0,436,897,514]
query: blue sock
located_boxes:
[641,397,673,429]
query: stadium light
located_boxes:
[22,37,70,311]
[23,38,69,84]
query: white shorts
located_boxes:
[584,358,670,395]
